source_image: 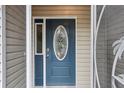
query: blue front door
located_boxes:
[46,19,75,86]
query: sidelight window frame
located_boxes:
[35,23,43,55]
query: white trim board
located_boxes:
[92,5,97,88]
[26,5,32,88]
[2,5,6,88]
[32,16,77,88]
[0,5,6,88]
[90,5,94,88]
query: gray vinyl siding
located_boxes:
[96,6,108,87]
[32,5,91,88]
[6,5,26,88]
[0,5,2,88]
[97,5,124,88]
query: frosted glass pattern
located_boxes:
[53,25,68,61]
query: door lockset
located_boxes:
[46,48,50,57]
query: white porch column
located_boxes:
[26,5,32,88]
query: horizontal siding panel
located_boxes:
[6,38,25,45]
[7,52,25,61]
[8,69,25,88]
[32,11,90,15]
[6,7,25,24]
[7,68,25,85]
[6,46,25,53]
[7,6,25,19]
[77,50,90,54]
[78,18,90,22]
[77,36,90,40]
[77,15,90,19]
[15,77,26,88]
[77,59,90,63]
[6,28,25,36]
[77,68,90,72]
[77,28,90,32]
[77,78,90,82]
[6,20,25,31]
[32,5,90,10]
[77,72,90,76]
[77,54,90,59]
[77,24,90,28]
[7,57,25,68]
[7,62,25,76]
[77,62,90,67]
[6,5,26,88]
[77,32,90,36]
[77,46,90,49]
[77,41,90,45]
[6,24,25,34]
[7,69,25,88]
[15,79,26,88]
[6,30,25,39]
[6,13,25,29]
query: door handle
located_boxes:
[46,48,50,57]
[47,54,49,57]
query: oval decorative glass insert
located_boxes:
[53,25,68,61]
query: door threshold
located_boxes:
[34,86,43,88]
[34,86,76,88]
[46,86,76,88]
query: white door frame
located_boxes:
[27,5,93,88]
[32,16,77,88]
